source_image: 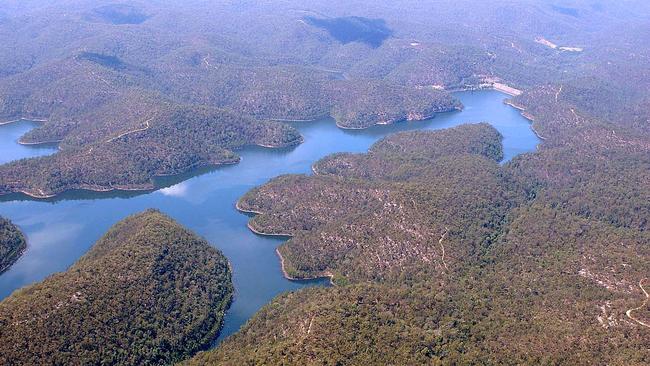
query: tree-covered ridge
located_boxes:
[192,201,649,365]
[3,0,647,92]
[0,104,301,198]
[476,204,649,364]
[189,284,464,365]
[238,124,519,284]
[190,274,648,365]
[0,216,26,274]
[313,122,503,180]
[0,209,233,365]
[508,144,650,232]
[0,56,460,138]
[1,0,648,199]
[326,79,460,129]
[0,52,459,198]
[195,205,650,365]
[201,111,649,364]
[507,85,650,232]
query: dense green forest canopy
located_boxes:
[238,124,515,283]
[0,0,649,197]
[0,216,26,274]
[193,115,649,364]
[0,0,648,364]
[0,210,233,365]
[0,103,302,198]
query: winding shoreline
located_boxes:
[0,240,27,275]
[503,99,547,141]
[271,116,325,123]
[0,140,300,200]
[235,199,264,215]
[255,135,305,149]
[239,88,549,288]
[272,104,462,131]
[0,88,484,201]
[245,221,292,238]
[236,200,293,237]
[18,139,63,146]
[1,85,543,201]
[0,118,59,146]
[235,199,335,285]
[275,247,334,285]
[0,117,48,126]
[3,160,241,200]
[333,105,462,131]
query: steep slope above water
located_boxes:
[0,209,233,365]
[0,216,26,274]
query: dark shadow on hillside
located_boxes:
[304,16,393,48]
[551,5,580,17]
[87,4,150,25]
[77,52,127,71]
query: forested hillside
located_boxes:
[193,115,649,364]
[0,216,26,273]
[238,124,516,283]
[0,104,302,198]
[0,0,648,364]
[1,0,649,197]
[0,210,233,365]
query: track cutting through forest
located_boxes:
[105,118,152,143]
[626,278,650,329]
[438,227,450,271]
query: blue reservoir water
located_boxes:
[0,120,57,164]
[0,90,539,343]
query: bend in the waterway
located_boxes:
[0,90,540,345]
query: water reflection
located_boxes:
[158,182,190,198]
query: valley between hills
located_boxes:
[0,1,648,365]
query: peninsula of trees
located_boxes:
[0,210,233,365]
[0,1,649,364]
[192,119,649,364]
[0,216,26,274]
[0,104,303,198]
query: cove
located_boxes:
[0,120,57,164]
[0,89,539,344]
